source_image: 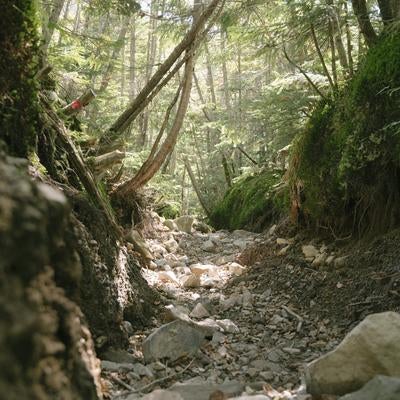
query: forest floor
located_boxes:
[99,217,400,400]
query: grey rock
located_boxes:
[334,256,348,268]
[100,360,134,372]
[164,219,178,231]
[102,348,137,364]
[141,390,183,400]
[202,240,216,252]
[142,320,206,363]
[190,303,210,319]
[339,375,400,400]
[169,381,244,400]
[133,363,154,378]
[305,312,400,396]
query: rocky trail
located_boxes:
[99,218,364,400]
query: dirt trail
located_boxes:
[100,221,353,400]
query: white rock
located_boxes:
[190,263,214,277]
[229,262,245,276]
[326,255,335,265]
[174,216,194,234]
[164,219,178,231]
[165,238,179,253]
[190,303,210,319]
[278,245,290,256]
[181,274,201,288]
[302,245,319,259]
[312,253,328,266]
[158,271,180,285]
[276,238,290,245]
[216,319,239,333]
[305,312,400,396]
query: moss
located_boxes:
[210,170,287,232]
[0,0,40,157]
[290,29,400,234]
[156,202,180,219]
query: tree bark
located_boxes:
[310,23,336,91]
[351,0,378,47]
[184,158,212,218]
[114,1,213,195]
[129,16,137,100]
[43,0,65,53]
[98,18,129,93]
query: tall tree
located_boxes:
[351,0,378,47]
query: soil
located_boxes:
[239,223,400,330]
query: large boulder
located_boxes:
[142,320,207,363]
[174,216,194,234]
[305,312,400,396]
[339,375,400,400]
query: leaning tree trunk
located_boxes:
[97,0,222,149]
[115,0,205,196]
[116,45,196,195]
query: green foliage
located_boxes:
[0,0,40,157]
[156,201,180,219]
[291,30,400,234]
[210,170,288,232]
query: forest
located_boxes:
[0,0,400,399]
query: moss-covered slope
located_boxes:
[290,29,400,234]
[210,170,287,232]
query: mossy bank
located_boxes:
[210,170,288,232]
[290,29,400,235]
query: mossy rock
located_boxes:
[210,170,288,232]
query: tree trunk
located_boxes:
[220,30,231,111]
[42,0,65,53]
[115,1,208,195]
[184,158,212,218]
[351,0,378,47]
[205,42,217,107]
[129,16,137,100]
[139,0,159,149]
[310,23,336,91]
[344,0,354,76]
[99,0,222,148]
[98,18,129,93]
[116,50,195,195]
